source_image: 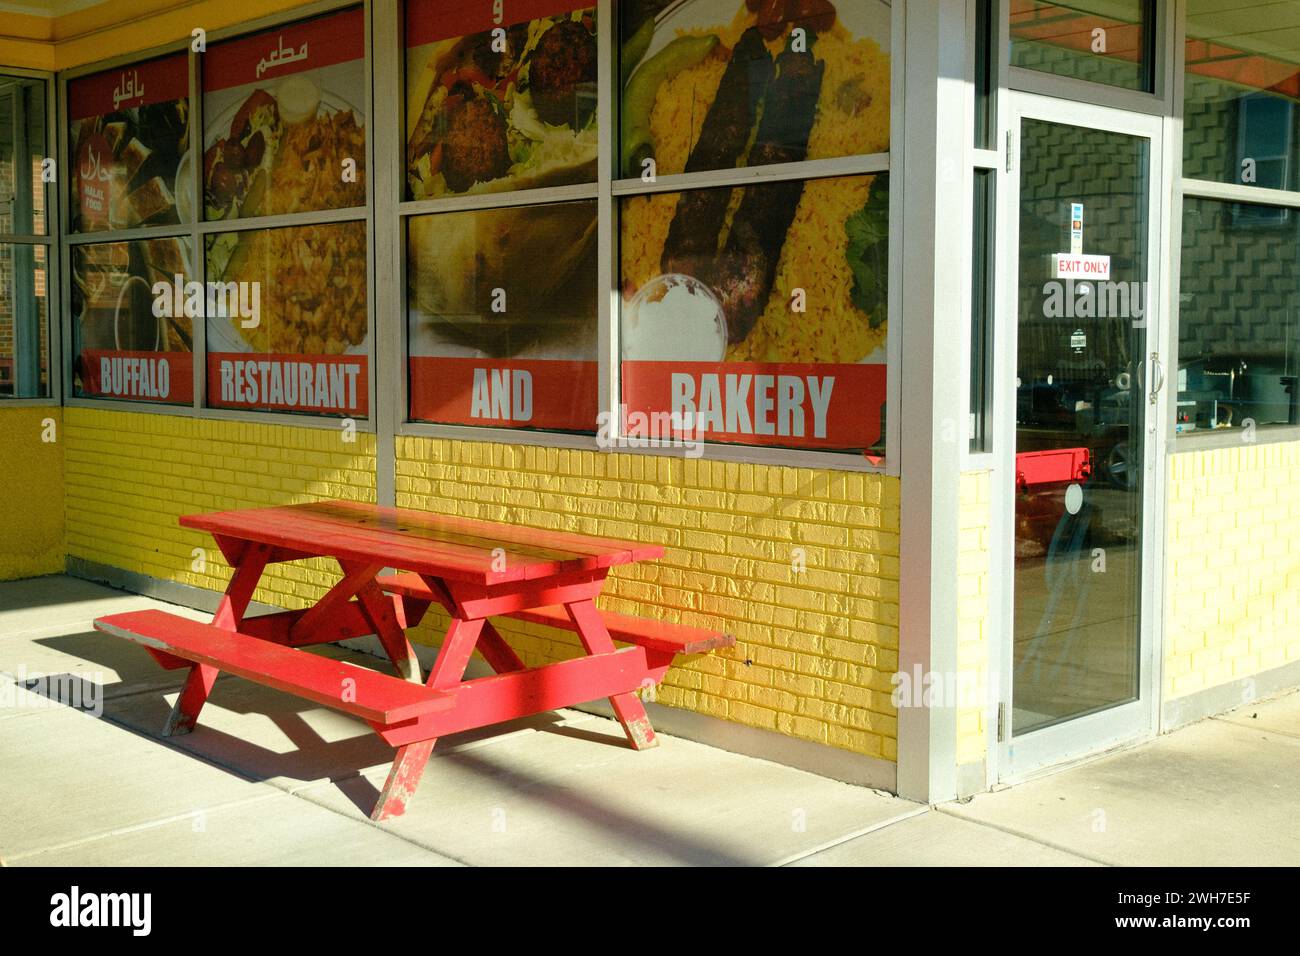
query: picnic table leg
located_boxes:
[353,576,423,684]
[565,599,659,751]
[372,616,485,822]
[163,542,269,737]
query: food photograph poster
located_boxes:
[202,6,369,417]
[405,2,600,433]
[618,0,890,454]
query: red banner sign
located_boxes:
[209,354,368,416]
[409,357,596,431]
[68,54,189,121]
[204,6,365,93]
[406,0,588,47]
[621,361,887,451]
[80,350,194,403]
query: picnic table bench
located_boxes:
[94,500,732,821]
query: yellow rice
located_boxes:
[625,5,891,365]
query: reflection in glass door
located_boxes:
[1012,118,1152,739]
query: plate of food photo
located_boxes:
[405,7,599,199]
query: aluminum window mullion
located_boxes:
[612,152,890,198]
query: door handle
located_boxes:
[1149,352,1164,405]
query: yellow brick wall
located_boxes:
[63,408,376,611]
[1165,441,1300,698]
[0,406,64,580]
[396,437,902,761]
[957,470,992,765]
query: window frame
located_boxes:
[0,67,60,407]
[1170,0,1300,450]
[58,0,378,432]
[1008,0,1167,115]
[389,0,904,475]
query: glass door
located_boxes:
[999,94,1165,777]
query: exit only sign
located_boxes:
[1051,253,1112,279]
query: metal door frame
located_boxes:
[994,91,1169,780]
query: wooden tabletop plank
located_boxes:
[181,501,664,585]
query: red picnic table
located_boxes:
[94,500,732,821]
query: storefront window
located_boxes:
[202,6,367,220]
[200,6,370,417]
[205,221,367,416]
[610,2,892,458]
[1176,196,1300,434]
[1184,4,1300,191]
[1009,0,1155,93]
[1,75,48,237]
[1,71,51,400]
[618,0,889,179]
[67,54,190,233]
[406,200,598,432]
[70,238,193,405]
[404,2,598,200]
[0,243,49,398]
[620,173,887,454]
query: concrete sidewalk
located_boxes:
[1,575,1296,866]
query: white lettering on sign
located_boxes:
[219,359,360,411]
[99,355,171,399]
[470,368,534,422]
[1052,253,1111,280]
[670,373,835,439]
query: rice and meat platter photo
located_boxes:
[204,76,368,355]
[405,7,599,199]
[204,80,366,221]
[207,221,368,356]
[620,0,890,367]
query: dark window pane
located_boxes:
[0,75,48,236]
[971,168,995,452]
[975,0,995,149]
[0,243,48,398]
[1184,3,1300,191]
[1010,0,1154,92]
[1177,196,1300,433]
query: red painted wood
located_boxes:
[180,501,664,585]
[95,610,452,725]
[442,571,606,619]
[372,740,435,821]
[565,599,658,750]
[240,603,376,646]
[351,572,423,683]
[512,605,732,654]
[376,646,650,746]
[164,662,219,737]
[288,562,381,644]
[370,615,485,821]
[214,542,270,630]
[377,573,732,653]
[476,620,528,674]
